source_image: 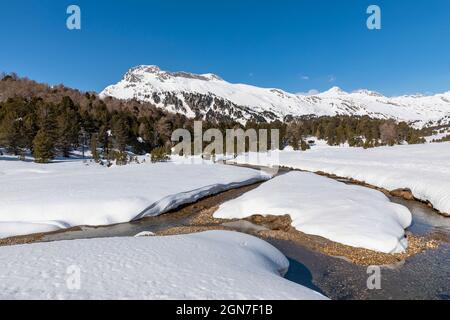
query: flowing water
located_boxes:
[35,172,450,300]
[276,198,450,300]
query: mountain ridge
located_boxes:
[100,65,450,127]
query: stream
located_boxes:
[277,197,450,300]
[35,169,450,300]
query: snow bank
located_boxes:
[234,142,450,216]
[215,172,412,253]
[0,231,326,300]
[0,159,268,238]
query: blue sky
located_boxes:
[1,0,449,96]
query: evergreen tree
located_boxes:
[0,110,23,155]
[90,134,100,162]
[300,139,310,151]
[0,98,29,155]
[291,136,300,150]
[112,114,129,152]
[57,106,80,157]
[36,102,58,142]
[325,121,337,146]
[32,129,54,163]
[151,146,170,163]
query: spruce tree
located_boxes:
[112,114,129,152]
[57,107,80,157]
[90,134,100,162]
[0,110,22,155]
[300,139,310,151]
[32,129,54,163]
[291,136,300,150]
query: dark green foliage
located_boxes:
[114,151,128,165]
[90,133,100,162]
[283,115,426,148]
[151,146,170,163]
[111,113,130,152]
[0,97,37,155]
[0,74,430,164]
[56,97,81,157]
[300,139,310,151]
[32,129,54,163]
[435,134,450,142]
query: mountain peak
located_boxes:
[129,65,161,74]
[124,65,223,82]
[353,89,384,97]
[320,86,347,95]
[101,66,450,127]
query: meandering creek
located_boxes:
[5,167,450,300]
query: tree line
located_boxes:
[0,73,429,163]
[279,116,427,149]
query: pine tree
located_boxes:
[37,102,58,142]
[32,129,54,163]
[90,134,100,162]
[151,146,170,163]
[291,136,300,150]
[115,151,128,165]
[0,98,29,155]
[57,107,80,157]
[325,121,337,146]
[112,114,129,152]
[300,139,310,151]
[0,110,23,155]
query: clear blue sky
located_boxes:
[1,0,450,96]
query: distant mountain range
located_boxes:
[100,65,450,127]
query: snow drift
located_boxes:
[0,158,268,238]
[0,231,326,300]
[233,142,450,216]
[215,172,412,253]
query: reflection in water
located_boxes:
[390,196,450,239]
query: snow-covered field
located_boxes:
[215,172,412,253]
[0,230,326,300]
[0,157,268,239]
[233,142,450,216]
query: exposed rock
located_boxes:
[390,188,415,200]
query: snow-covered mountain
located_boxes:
[100,65,450,127]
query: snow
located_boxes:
[425,128,450,142]
[0,222,62,238]
[134,231,155,237]
[233,142,450,216]
[215,172,412,254]
[0,158,268,239]
[100,65,450,126]
[0,230,326,300]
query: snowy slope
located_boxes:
[233,142,450,216]
[0,158,268,238]
[215,172,412,254]
[0,231,326,300]
[100,65,450,126]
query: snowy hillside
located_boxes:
[100,65,450,127]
